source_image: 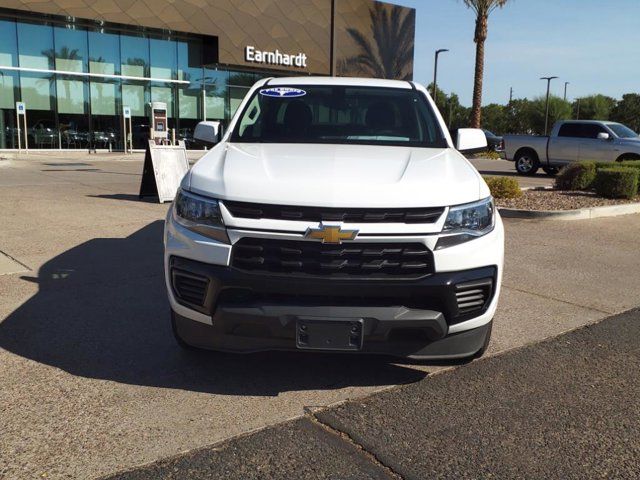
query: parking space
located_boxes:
[1,155,638,479]
[469,157,555,189]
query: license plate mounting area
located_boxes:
[296,317,364,351]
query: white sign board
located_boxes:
[139,141,190,203]
[16,102,25,115]
[123,106,131,119]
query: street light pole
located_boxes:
[564,82,570,102]
[432,48,449,105]
[541,76,559,135]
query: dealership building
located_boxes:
[0,0,415,150]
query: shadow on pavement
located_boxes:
[88,194,157,203]
[0,221,426,396]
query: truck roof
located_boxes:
[262,76,414,90]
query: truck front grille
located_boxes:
[223,200,444,224]
[231,238,434,278]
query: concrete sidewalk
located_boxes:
[106,309,640,479]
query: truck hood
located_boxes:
[619,137,640,146]
[187,143,487,208]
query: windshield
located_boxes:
[230,85,446,148]
[608,123,638,139]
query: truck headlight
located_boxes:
[173,189,229,243]
[436,197,495,250]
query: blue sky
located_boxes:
[393,0,640,106]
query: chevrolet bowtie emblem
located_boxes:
[305,224,359,244]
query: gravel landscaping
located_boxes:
[496,189,640,211]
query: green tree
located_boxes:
[481,103,506,134]
[610,94,640,132]
[503,98,535,134]
[573,94,616,120]
[529,95,572,135]
[461,0,511,128]
[426,83,469,131]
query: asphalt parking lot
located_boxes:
[469,156,555,189]
[1,152,638,479]
[109,308,640,480]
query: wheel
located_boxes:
[515,150,540,175]
[542,166,560,176]
[616,154,640,162]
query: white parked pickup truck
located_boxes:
[504,120,640,175]
[164,77,504,360]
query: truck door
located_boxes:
[547,123,581,165]
[578,123,617,162]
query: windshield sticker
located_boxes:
[259,87,307,98]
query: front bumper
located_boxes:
[164,208,504,359]
[167,255,498,359]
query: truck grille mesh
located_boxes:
[172,269,209,307]
[231,238,433,278]
[455,279,493,315]
[223,201,444,224]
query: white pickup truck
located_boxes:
[164,77,504,360]
[504,120,640,175]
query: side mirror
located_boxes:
[456,128,488,154]
[597,132,611,141]
[194,121,222,146]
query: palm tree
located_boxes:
[462,0,510,128]
[338,3,415,80]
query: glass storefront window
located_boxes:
[21,72,57,148]
[177,40,202,127]
[0,20,18,67]
[57,77,86,114]
[0,14,292,150]
[122,81,149,149]
[228,71,257,119]
[17,22,54,70]
[0,70,18,149]
[0,69,17,110]
[151,83,174,117]
[121,34,148,78]
[89,30,120,75]
[150,37,176,80]
[90,80,118,115]
[20,73,54,111]
[122,83,146,117]
[203,68,226,121]
[54,27,87,73]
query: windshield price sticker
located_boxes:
[259,87,307,98]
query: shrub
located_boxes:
[594,160,640,172]
[594,168,639,199]
[555,162,596,191]
[475,150,502,160]
[484,176,522,199]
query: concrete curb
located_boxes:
[499,202,640,220]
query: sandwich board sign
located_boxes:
[139,140,189,203]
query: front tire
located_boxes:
[616,154,640,162]
[515,150,540,175]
